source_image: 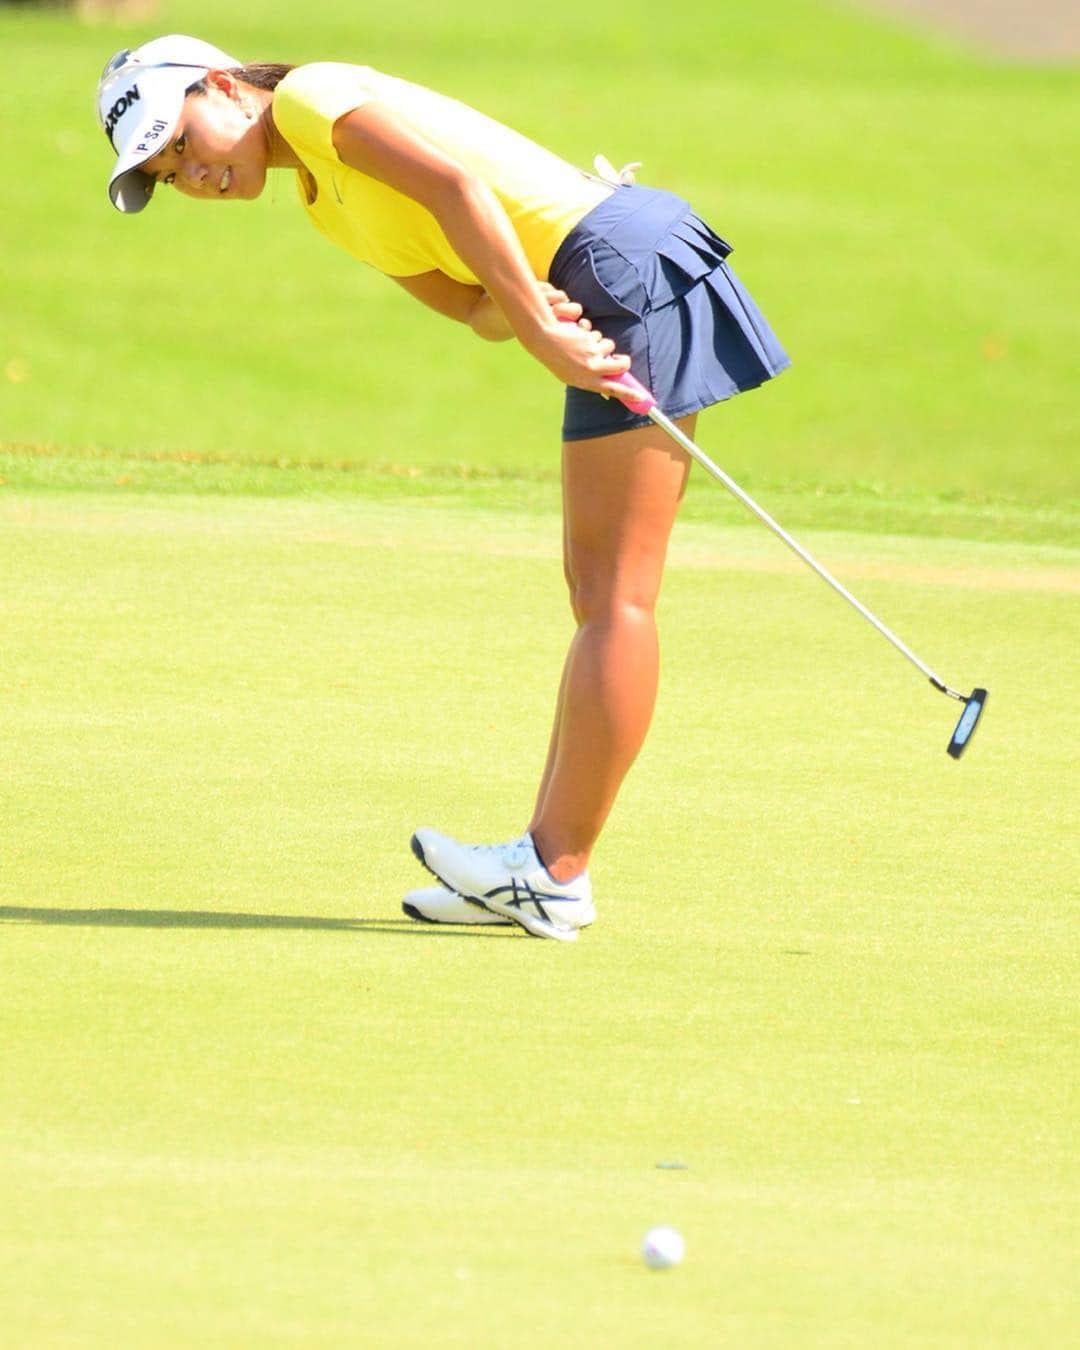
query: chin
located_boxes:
[241,172,268,201]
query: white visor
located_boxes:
[97,35,241,213]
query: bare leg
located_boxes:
[527,509,576,826]
[528,416,695,881]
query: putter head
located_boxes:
[947,688,987,759]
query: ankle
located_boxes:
[530,830,589,883]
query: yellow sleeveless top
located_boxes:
[272,62,611,283]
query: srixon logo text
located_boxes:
[104,85,140,144]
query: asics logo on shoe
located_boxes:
[489,878,579,916]
[409,828,592,941]
[487,880,562,931]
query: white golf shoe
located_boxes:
[409,829,595,941]
[402,886,512,926]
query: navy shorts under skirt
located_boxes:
[548,185,791,441]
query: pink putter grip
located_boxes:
[555,312,656,413]
[612,371,656,414]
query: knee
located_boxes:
[563,535,667,626]
[566,570,658,628]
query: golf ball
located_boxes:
[641,1225,685,1269]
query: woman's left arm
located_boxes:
[332,103,631,396]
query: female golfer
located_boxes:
[98,35,790,939]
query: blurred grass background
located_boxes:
[1,0,1077,530]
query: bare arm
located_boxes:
[392,272,588,345]
[391,270,513,342]
[332,102,630,395]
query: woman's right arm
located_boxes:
[393,272,589,344]
[391,271,511,341]
[333,103,630,397]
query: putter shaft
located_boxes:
[645,405,964,701]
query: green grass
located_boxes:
[1,0,1078,1343]
[2,489,1077,1345]
[2,441,1076,546]
[1,0,1078,516]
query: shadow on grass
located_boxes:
[0,905,517,937]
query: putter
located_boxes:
[611,371,987,758]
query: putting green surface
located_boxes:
[2,487,1076,1345]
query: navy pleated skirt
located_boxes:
[548,185,790,440]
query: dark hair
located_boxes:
[188,63,294,95]
[227,63,295,90]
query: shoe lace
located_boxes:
[492,834,535,867]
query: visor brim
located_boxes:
[109,166,158,213]
[104,68,193,213]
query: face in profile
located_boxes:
[140,72,271,202]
